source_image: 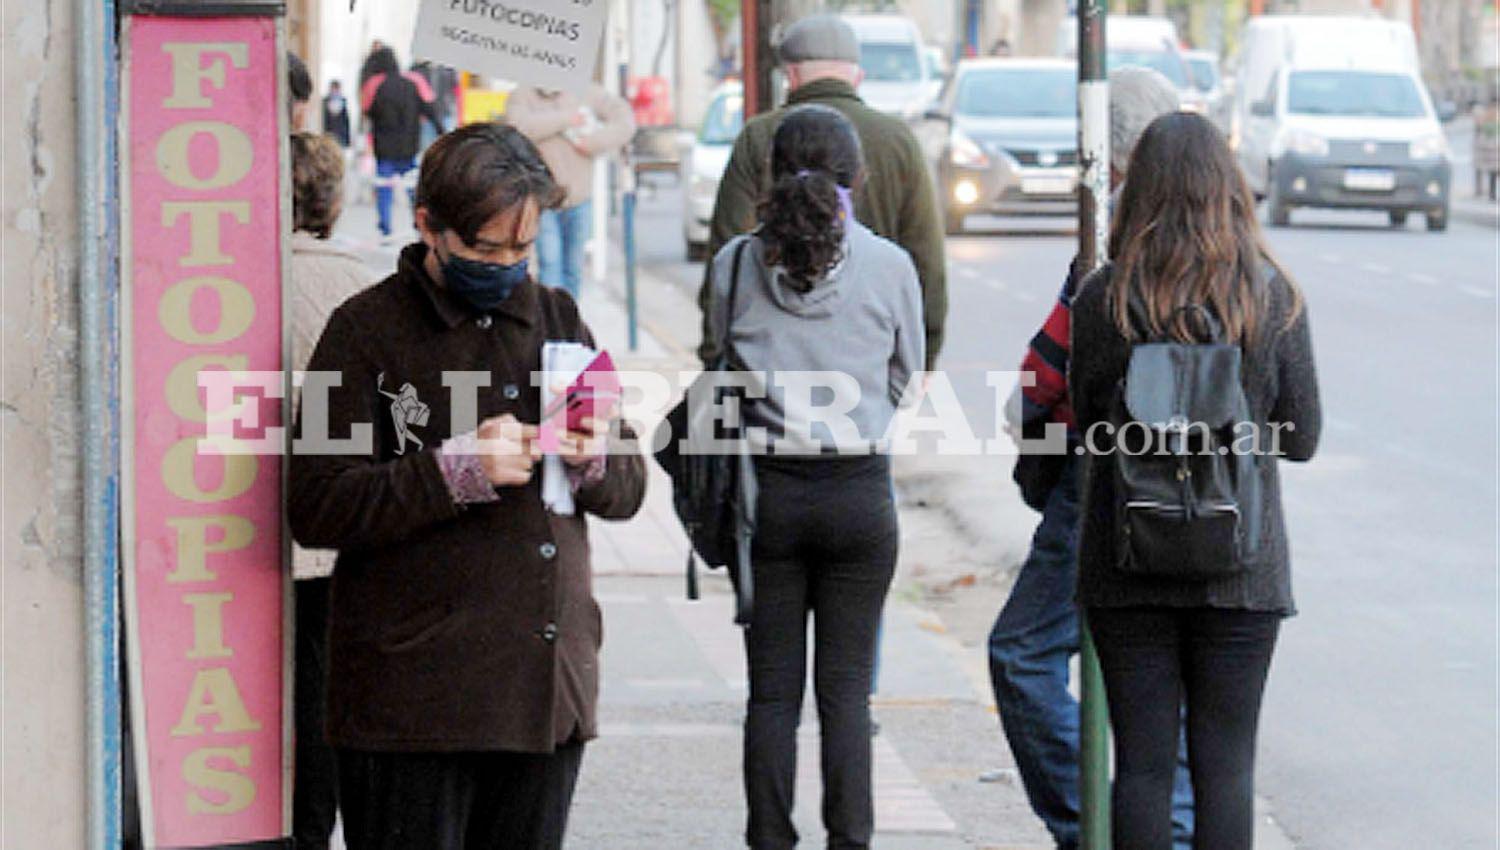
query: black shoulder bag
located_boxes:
[652,239,757,625]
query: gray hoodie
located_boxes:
[706,222,924,456]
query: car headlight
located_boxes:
[949,127,991,169]
[1410,133,1449,160]
[1278,128,1329,158]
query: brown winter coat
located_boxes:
[289,243,646,754]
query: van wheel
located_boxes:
[1267,164,1291,227]
[945,209,966,235]
[1426,207,1449,232]
[1388,211,1408,228]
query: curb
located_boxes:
[1452,197,1500,230]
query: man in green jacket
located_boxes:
[698,14,948,371]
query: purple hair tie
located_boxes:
[793,169,855,223]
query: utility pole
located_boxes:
[742,0,776,118]
[1076,2,1111,848]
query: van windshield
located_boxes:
[1109,49,1189,88]
[956,68,1076,118]
[1287,71,1427,118]
[861,42,922,82]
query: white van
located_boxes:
[1234,17,1453,230]
[843,14,935,119]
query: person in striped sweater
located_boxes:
[986,67,1192,850]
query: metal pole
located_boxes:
[618,40,640,351]
[1076,2,1111,848]
[79,0,123,843]
[742,0,775,117]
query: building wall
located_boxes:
[1,0,88,845]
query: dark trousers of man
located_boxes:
[1087,607,1280,850]
[988,458,1194,850]
[743,455,898,850]
[337,742,585,850]
[294,577,338,849]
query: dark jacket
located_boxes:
[697,78,948,371]
[1068,264,1321,615]
[289,244,646,753]
[322,92,351,147]
[362,72,440,161]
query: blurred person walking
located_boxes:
[322,79,352,149]
[359,46,442,243]
[992,67,1195,850]
[289,123,646,850]
[1069,112,1321,850]
[286,131,372,849]
[505,84,635,299]
[703,105,923,850]
[699,13,946,373]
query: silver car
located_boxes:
[681,82,744,260]
[929,59,1079,233]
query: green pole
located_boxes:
[1076,1,1112,847]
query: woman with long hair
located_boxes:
[1068,112,1322,850]
[703,104,924,849]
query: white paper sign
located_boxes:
[412,0,608,93]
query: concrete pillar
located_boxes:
[2,0,89,845]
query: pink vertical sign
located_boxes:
[122,14,289,848]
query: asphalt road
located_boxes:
[630,168,1499,849]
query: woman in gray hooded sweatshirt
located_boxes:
[704,104,924,850]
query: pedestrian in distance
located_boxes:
[1069,111,1321,850]
[505,84,636,300]
[289,122,647,850]
[699,13,947,374]
[991,66,1196,850]
[322,79,352,149]
[359,46,443,244]
[285,130,372,850]
[703,104,924,850]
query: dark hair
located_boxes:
[415,123,564,246]
[1108,111,1301,345]
[365,46,400,81]
[290,132,345,238]
[758,105,863,288]
[286,51,312,104]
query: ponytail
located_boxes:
[759,169,847,290]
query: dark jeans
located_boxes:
[743,455,898,850]
[294,577,338,849]
[375,157,417,236]
[1087,607,1280,850]
[988,458,1193,850]
[337,743,585,850]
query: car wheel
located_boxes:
[1267,166,1292,227]
[685,239,708,262]
[1426,207,1449,232]
[1388,211,1409,228]
[944,209,966,236]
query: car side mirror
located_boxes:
[1251,100,1275,118]
[923,108,951,124]
[1437,100,1459,123]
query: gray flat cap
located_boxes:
[777,15,860,65]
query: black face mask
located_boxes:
[435,243,528,311]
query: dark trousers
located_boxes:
[1087,607,1280,850]
[989,460,1193,850]
[337,743,585,850]
[743,455,898,850]
[294,577,338,849]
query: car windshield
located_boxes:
[1109,49,1189,88]
[861,42,923,82]
[700,92,744,144]
[1287,71,1427,118]
[1188,57,1218,91]
[955,68,1077,118]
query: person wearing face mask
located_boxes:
[288,122,646,850]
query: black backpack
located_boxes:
[652,240,756,624]
[1109,305,1263,581]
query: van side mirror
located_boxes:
[1250,100,1275,118]
[923,107,951,124]
[1437,100,1459,123]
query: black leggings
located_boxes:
[742,455,898,850]
[1087,606,1280,850]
